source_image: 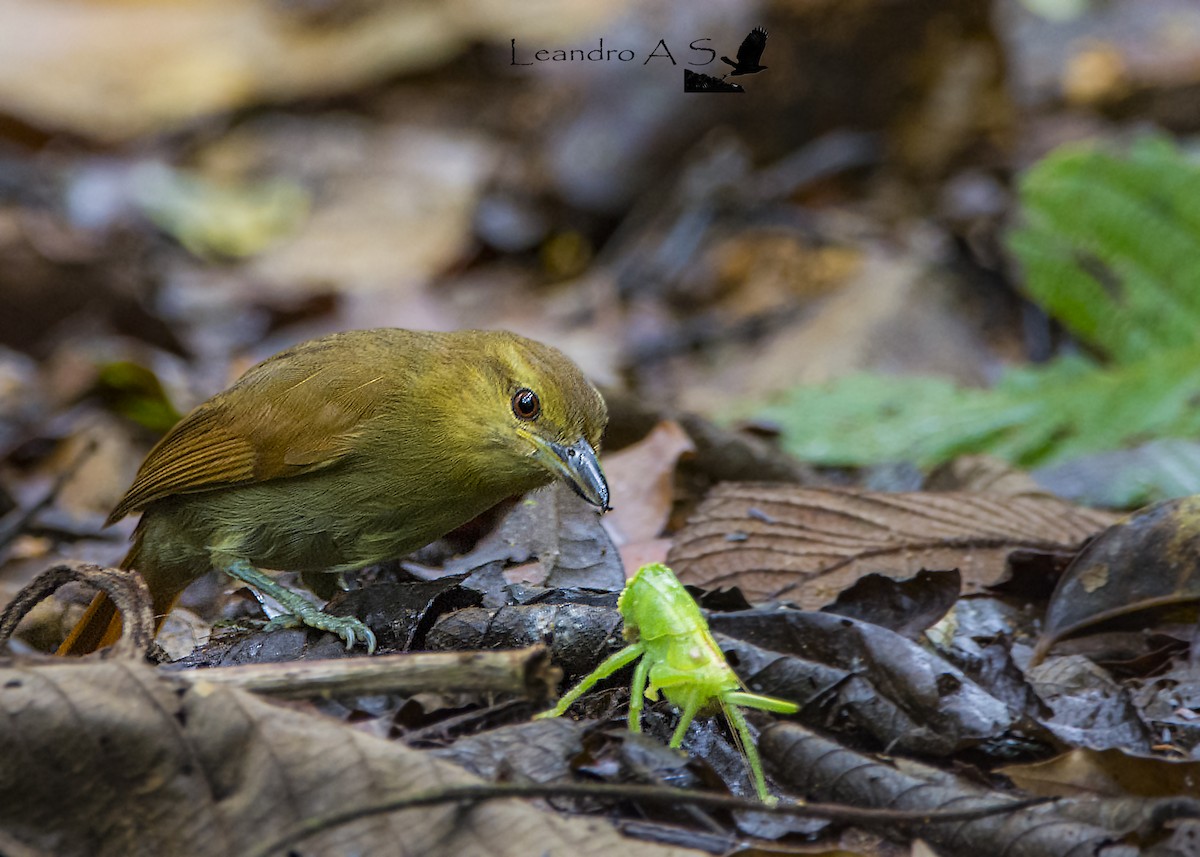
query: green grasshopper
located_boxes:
[535,562,799,802]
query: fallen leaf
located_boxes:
[668,484,1117,606]
[0,660,703,857]
[823,569,961,638]
[764,722,1145,857]
[1024,655,1153,753]
[443,482,624,593]
[999,748,1200,798]
[601,420,694,575]
[710,610,1014,755]
[1034,496,1200,663]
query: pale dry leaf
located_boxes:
[999,748,1200,799]
[245,127,497,296]
[602,420,695,548]
[667,484,1118,606]
[924,454,1046,496]
[0,660,705,857]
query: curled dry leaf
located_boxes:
[0,660,702,857]
[762,722,1143,857]
[1023,655,1153,753]
[442,482,624,592]
[668,484,1117,606]
[0,563,153,659]
[710,610,1014,755]
[1034,496,1200,663]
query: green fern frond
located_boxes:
[757,135,1200,492]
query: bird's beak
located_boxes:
[536,436,611,511]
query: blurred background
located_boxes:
[3,0,1200,640]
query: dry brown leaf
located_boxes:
[0,659,703,857]
[667,484,1118,606]
[444,482,624,591]
[1034,496,1200,663]
[999,748,1200,799]
[924,454,1046,497]
[763,722,1141,857]
[601,420,695,573]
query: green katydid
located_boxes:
[535,562,799,802]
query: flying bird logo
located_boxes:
[721,27,768,77]
[685,27,768,93]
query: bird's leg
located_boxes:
[218,558,377,653]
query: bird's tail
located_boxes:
[56,534,179,656]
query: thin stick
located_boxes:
[174,645,558,700]
[247,780,1053,857]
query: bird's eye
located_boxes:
[512,388,541,420]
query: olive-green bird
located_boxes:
[59,329,609,655]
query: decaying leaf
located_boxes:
[762,722,1145,857]
[441,482,624,593]
[1023,655,1153,753]
[427,602,623,684]
[1034,495,1200,663]
[0,660,701,857]
[710,610,1014,756]
[999,748,1200,799]
[668,484,1117,606]
[601,420,695,574]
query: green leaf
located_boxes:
[94,360,182,433]
[761,344,1200,469]
[758,136,1200,479]
[1010,138,1200,362]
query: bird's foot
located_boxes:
[221,558,377,653]
[265,610,377,653]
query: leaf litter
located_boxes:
[2,0,1200,853]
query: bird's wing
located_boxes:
[736,27,767,65]
[108,357,388,522]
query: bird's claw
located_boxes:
[265,611,377,653]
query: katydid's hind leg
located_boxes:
[535,644,643,719]
[725,691,799,715]
[628,656,651,733]
[668,691,704,749]
[723,700,773,803]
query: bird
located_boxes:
[721,27,768,77]
[57,328,610,656]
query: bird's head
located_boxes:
[431,331,610,510]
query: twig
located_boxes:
[174,645,558,700]
[0,563,153,658]
[247,780,1052,857]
